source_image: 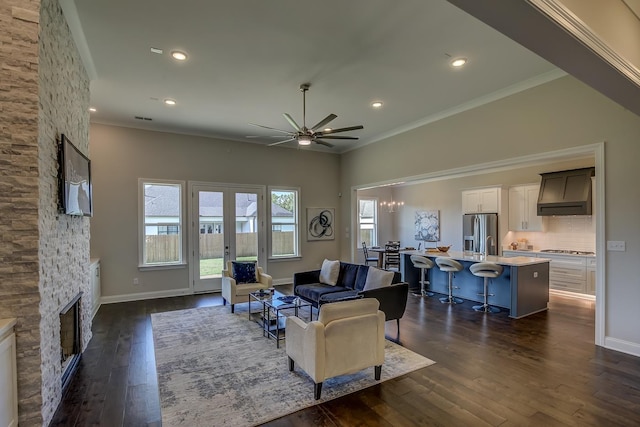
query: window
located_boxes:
[139,179,185,267]
[269,187,300,258]
[358,198,378,248]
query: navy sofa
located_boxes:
[293,262,409,333]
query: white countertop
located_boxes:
[402,250,548,266]
[0,318,17,337]
[503,249,596,258]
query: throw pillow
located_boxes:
[363,266,394,291]
[354,265,370,291]
[337,262,359,288]
[319,259,340,286]
[232,261,258,284]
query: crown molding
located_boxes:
[346,68,567,153]
[527,0,640,88]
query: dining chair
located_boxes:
[384,242,400,271]
[362,242,378,266]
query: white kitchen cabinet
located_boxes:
[586,257,596,295]
[543,254,587,293]
[90,258,101,319]
[462,187,501,214]
[508,184,543,231]
[0,318,18,427]
[505,251,595,295]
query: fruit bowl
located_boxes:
[436,245,451,252]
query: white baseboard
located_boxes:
[604,336,640,358]
[99,288,193,305]
[99,280,293,306]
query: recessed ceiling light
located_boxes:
[372,101,383,108]
[324,128,332,132]
[88,107,97,112]
[164,99,176,106]
[150,47,163,54]
[451,57,467,67]
[171,50,188,61]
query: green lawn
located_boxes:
[200,256,257,277]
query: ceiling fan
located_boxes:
[248,83,363,148]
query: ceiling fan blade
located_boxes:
[310,114,337,131]
[314,139,334,148]
[316,135,359,140]
[320,125,364,135]
[268,138,296,147]
[249,123,293,135]
[283,113,301,131]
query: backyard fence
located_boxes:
[144,232,295,262]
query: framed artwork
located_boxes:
[307,208,335,241]
[414,210,440,242]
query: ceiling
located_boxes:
[63,0,560,152]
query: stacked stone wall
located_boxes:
[0,1,44,425]
[0,0,90,424]
[38,0,91,424]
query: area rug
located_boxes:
[151,304,435,427]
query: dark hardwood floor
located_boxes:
[50,287,640,426]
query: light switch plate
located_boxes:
[607,241,626,251]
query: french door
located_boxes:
[189,183,265,293]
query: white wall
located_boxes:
[339,75,640,356]
[89,124,341,299]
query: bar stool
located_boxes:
[470,262,504,313]
[435,257,464,304]
[410,255,434,297]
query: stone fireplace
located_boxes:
[60,293,83,391]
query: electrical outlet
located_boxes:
[133,278,140,285]
[607,241,626,252]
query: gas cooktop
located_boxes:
[540,249,595,255]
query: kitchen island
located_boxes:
[401,250,550,318]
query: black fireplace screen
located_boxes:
[60,292,82,389]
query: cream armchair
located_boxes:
[285,298,385,399]
[221,261,272,313]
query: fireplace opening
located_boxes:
[60,292,82,392]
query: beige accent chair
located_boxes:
[285,298,385,399]
[221,261,272,313]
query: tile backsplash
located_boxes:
[504,215,595,252]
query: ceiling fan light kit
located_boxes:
[297,135,312,145]
[249,83,363,148]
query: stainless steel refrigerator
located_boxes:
[463,213,498,255]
